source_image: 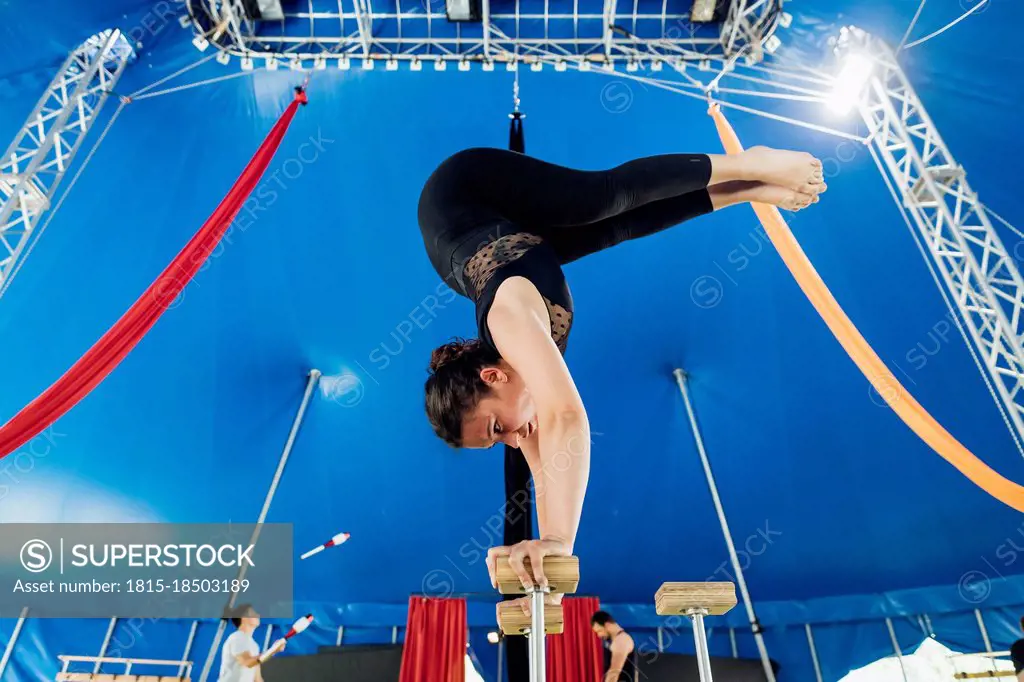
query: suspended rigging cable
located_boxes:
[896,0,928,53]
[902,0,990,51]
[132,68,263,101]
[128,52,219,99]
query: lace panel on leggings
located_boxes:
[465,233,572,352]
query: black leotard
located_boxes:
[418,147,713,354]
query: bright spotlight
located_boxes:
[487,631,500,644]
[826,53,873,114]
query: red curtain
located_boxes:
[548,596,604,682]
[399,597,467,682]
[0,89,308,459]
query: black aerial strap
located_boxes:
[502,71,533,682]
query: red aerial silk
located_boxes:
[547,596,604,682]
[0,89,309,459]
[399,597,467,682]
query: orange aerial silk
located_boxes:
[708,103,1024,513]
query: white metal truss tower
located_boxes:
[848,27,1024,445]
[0,29,134,293]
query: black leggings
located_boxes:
[418,147,715,270]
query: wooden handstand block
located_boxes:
[493,556,580,595]
[655,582,738,616]
[496,601,565,635]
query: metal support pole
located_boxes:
[689,609,713,682]
[657,626,664,653]
[918,614,935,638]
[198,369,322,682]
[885,617,909,682]
[482,0,491,58]
[95,618,117,674]
[529,587,547,682]
[179,621,198,678]
[673,369,776,682]
[337,626,345,646]
[729,628,737,658]
[805,624,823,682]
[975,609,993,653]
[0,607,29,678]
[497,635,504,681]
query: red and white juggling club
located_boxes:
[300,532,350,560]
[260,614,314,663]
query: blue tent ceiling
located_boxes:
[1,0,1023,619]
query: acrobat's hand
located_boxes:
[500,592,563,619]
[487,537,571,593]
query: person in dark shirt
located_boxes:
[592,610,638,682]
[1010,616,1024,680]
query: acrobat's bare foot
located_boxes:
[742,145,825,195]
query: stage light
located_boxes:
[255,0,285,21]
[289,56,303,70]
[265,56,279,70]
[446,0,481,22]
[338,56,351,70]
[386,59,399,70]
[482,61,495,71]
[315,56,327,70]
[240,56,254,71]
[690,0,717,22]
[459,60,471,71]
[215,50,230,65]
[410,59,423,71]
[434,58,447,71]
[362,58,375,70]
[826,53,873,114]
[192,35,210,51]
[555,60,567,72]
[487,631,500,644]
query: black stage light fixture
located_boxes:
[446,0,482,22]
[690,0,728,23]
[239,0,285,21]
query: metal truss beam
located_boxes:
[854,28,1024,443]
[191,0,782,62]
[721,0,780,58]
[0,29,133,292]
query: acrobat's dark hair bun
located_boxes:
[429,338,478,372]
